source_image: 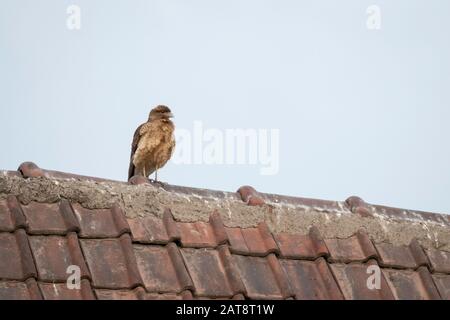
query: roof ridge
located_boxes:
[4,161,448,218]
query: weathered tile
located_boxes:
[0,196,27,232]
[181,246,243,298]
[134,243,192,293]
[0,199,15,232]
[281,258,343,300]
[275,227,328,259]
[22,200,79,235]
[178,222,217,248]
[383,267,440,300]
[128,216,170,244]
[178,212,228,248]
[142,292,184,300]
[325,230,378,263]
[95,288,142,300]
[128,209,180,244]
[375,239,428,269]
[425,248,450,273]
[226,223,278,256]
[80,234,143,289]
[73,203,130,238]
[432,274,450,300]
[29,232,90,282]
[0,230,36,280]
[0,279,42,300]
[330,260,394,300]
[233,254,288,299]
[39,279,95,300]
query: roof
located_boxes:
[0,161,449,300]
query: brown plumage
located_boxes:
[128,105,175,181]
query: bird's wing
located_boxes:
[128,123,145,180]
[128,122,166,179]
[169,136,176,158]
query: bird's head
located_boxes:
[148,105,174,121]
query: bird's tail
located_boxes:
[128,160,135,181]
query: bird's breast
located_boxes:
[133,130,175,168]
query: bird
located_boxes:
[128,105,175,182]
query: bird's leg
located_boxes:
[143,167,146,179]
[155,167,158,182]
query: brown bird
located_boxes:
[128,105,175,182]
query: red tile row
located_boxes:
[0,279,94,300]
[1,197,450,300]
[2,195,449,275]
[1,226,450,299]
[0,196,127,237]
[333,260,445,300]
[127,208,450,277]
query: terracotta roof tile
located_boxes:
[178,212,228,248]
[382,267,441,300]
[274,227,329,259]
[73,203,130,238]
[226,222,279,256]
[80,234,143,289]
[0,200,14,231]
[178,222,219,248]
[143,292,186,300]
[22,200,80,235]
[237,186,265,206]
[127,210,179,244]
[0,229,36,280]
[95,287,189,300]
[231,293,246,300]
[38,279,95,300]
[0,279,42,300]
[181,246,244,298]
[345,196,372,217]
[425,248,450,273]
[18,162,45,178]
[0,196,27,232]
[330,260,395,300]
[325,230,378,263]
[134,243,193,293]
[95,288,143,300]
[280,257,343,300]
[375,239,429,269]
[233,253,292,299]
[195,294,246,300]
[432,274,450,299]
[28,232,90,282]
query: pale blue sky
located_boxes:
[1,1,449,213]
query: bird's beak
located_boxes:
[167,112,174,118]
